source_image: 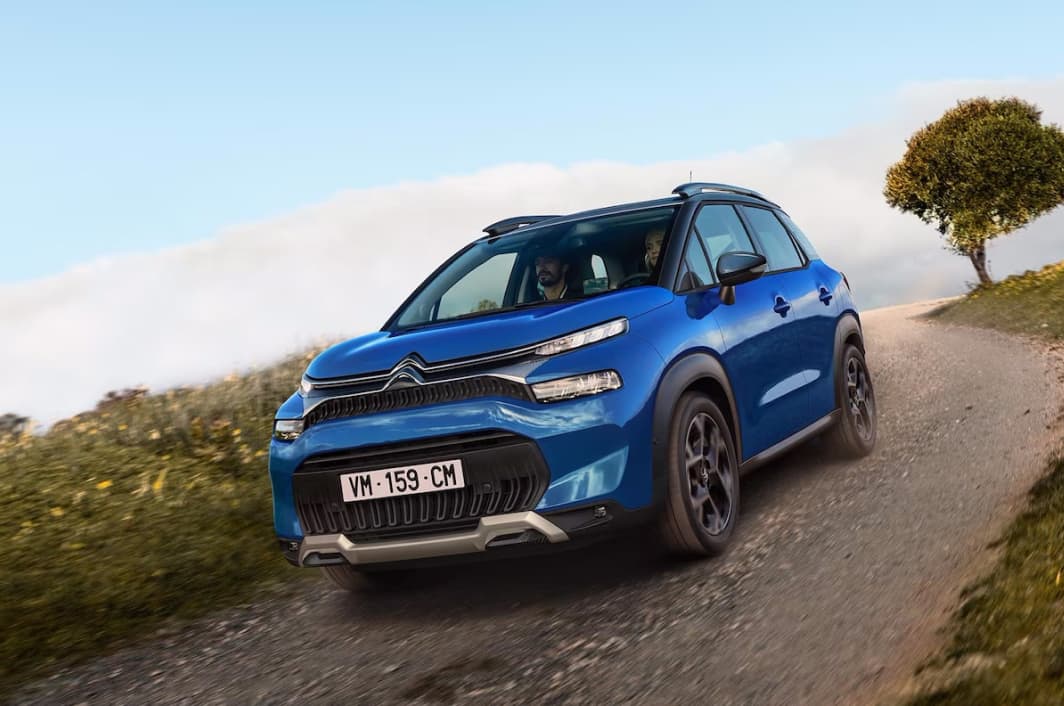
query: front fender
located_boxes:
[651,351,741,505]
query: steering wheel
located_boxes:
[616,272,650,289]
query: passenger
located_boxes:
[644,228,665,270]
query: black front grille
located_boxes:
[292,431,549,541]
[305,377,532,427]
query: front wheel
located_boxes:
[659,392,741,556]
[826,344,877,457]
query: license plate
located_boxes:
[340,459,465,502]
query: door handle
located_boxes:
[818,286,833,305]
[773,296,791,317]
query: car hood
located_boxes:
[306,287,673,379]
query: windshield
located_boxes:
[391,206,678,329]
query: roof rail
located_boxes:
[482,215,562,237]
[671,182,778,206]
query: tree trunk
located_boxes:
[967,245,992,286]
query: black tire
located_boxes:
[659,392,741,557]
[321,564,413,593]
[826,344,877,457]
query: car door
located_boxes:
[689,204,811,459]
[740,206,837,423]
[776,210,843,420]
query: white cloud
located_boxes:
[5,77,1064,424]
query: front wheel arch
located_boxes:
[652,352,742,507]
[658,391,741,555]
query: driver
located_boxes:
[534,251,572,300]
[644,228,665,270]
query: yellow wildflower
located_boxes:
[152,469,168,494]
[96,479,113,490]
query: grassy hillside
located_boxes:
[0,349,320,693]
[929,260,1064,339]
[907,261,1064,705]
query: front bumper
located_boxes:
[269,329,667,553]
[296,511,568,567]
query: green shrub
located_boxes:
[0,349,321,692]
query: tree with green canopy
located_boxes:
[884,97,1064,285]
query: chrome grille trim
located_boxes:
[303,375,533,427]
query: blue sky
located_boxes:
[3,0,1063,283]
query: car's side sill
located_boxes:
[739,409,841,475]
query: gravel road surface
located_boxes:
[14,301,1063,706]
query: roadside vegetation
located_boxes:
[907,261,1064,704]
[929,259,1064,340]
[0,350,320,694]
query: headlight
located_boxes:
[531,370,622,402]
[273,419,304,441]
[533,318,628,356]
[299,376,314,395]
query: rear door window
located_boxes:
[740,206,804,272]
[776,212,820,260]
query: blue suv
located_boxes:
[269,183,877,590]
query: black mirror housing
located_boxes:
[716,251,767,287]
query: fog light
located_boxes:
[273,418,304,441]
[531,370,622,402]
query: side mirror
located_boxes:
[716,251,767,286]
[716,251,767,305]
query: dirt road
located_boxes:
[15,302,1062,705]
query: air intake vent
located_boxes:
[292,432,550,542]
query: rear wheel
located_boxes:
[659,392,740,556]
[826,344,877,457]
[321,564,413,593]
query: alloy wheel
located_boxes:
[846,355,876,443]
[684,412,735,536]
